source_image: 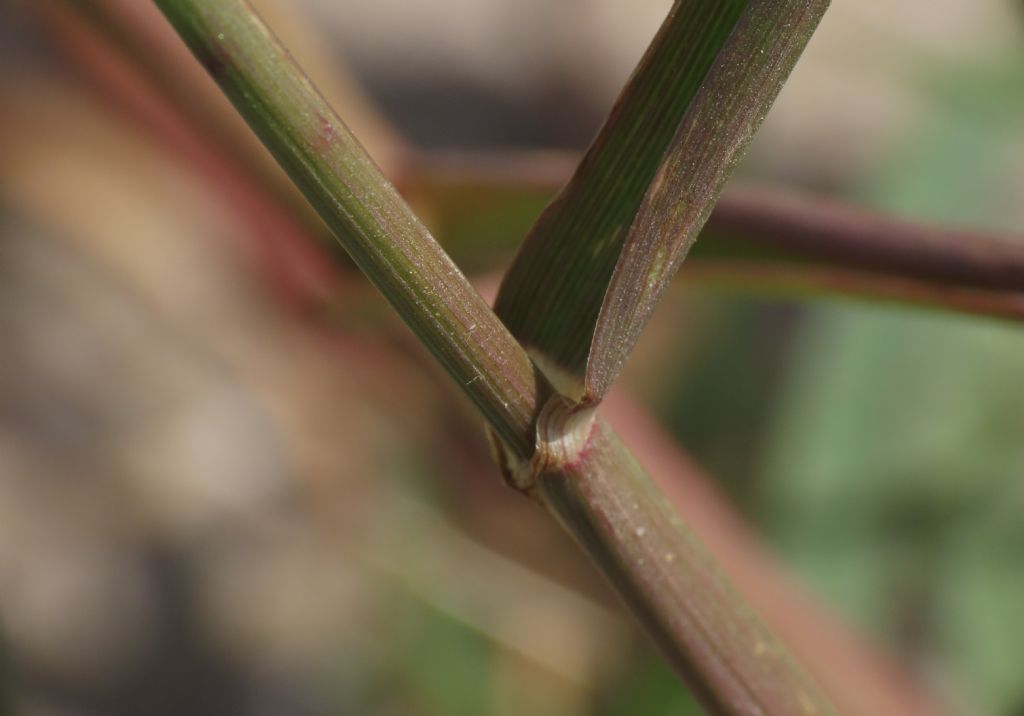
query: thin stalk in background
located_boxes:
[702,185,1024,292]
[408,150,1024,323]
[154,0,836,712]
[38,0,344,310]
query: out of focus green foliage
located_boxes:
[655,36,1024,715]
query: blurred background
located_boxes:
[2,0,1024,714]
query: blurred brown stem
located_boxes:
[34,0,346,311]
[405,150,1024,321]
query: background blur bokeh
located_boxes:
[2,1,1024,714]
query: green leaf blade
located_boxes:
[495,0,829,402]
[494,0,750,398]
[589,0,830,396]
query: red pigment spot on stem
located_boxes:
[312,114,337,154]
[560,417,600,472]
[200,44,231,81]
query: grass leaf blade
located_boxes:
[494,0,749,399]
[589,0,830,396]
[495,0,829,401]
